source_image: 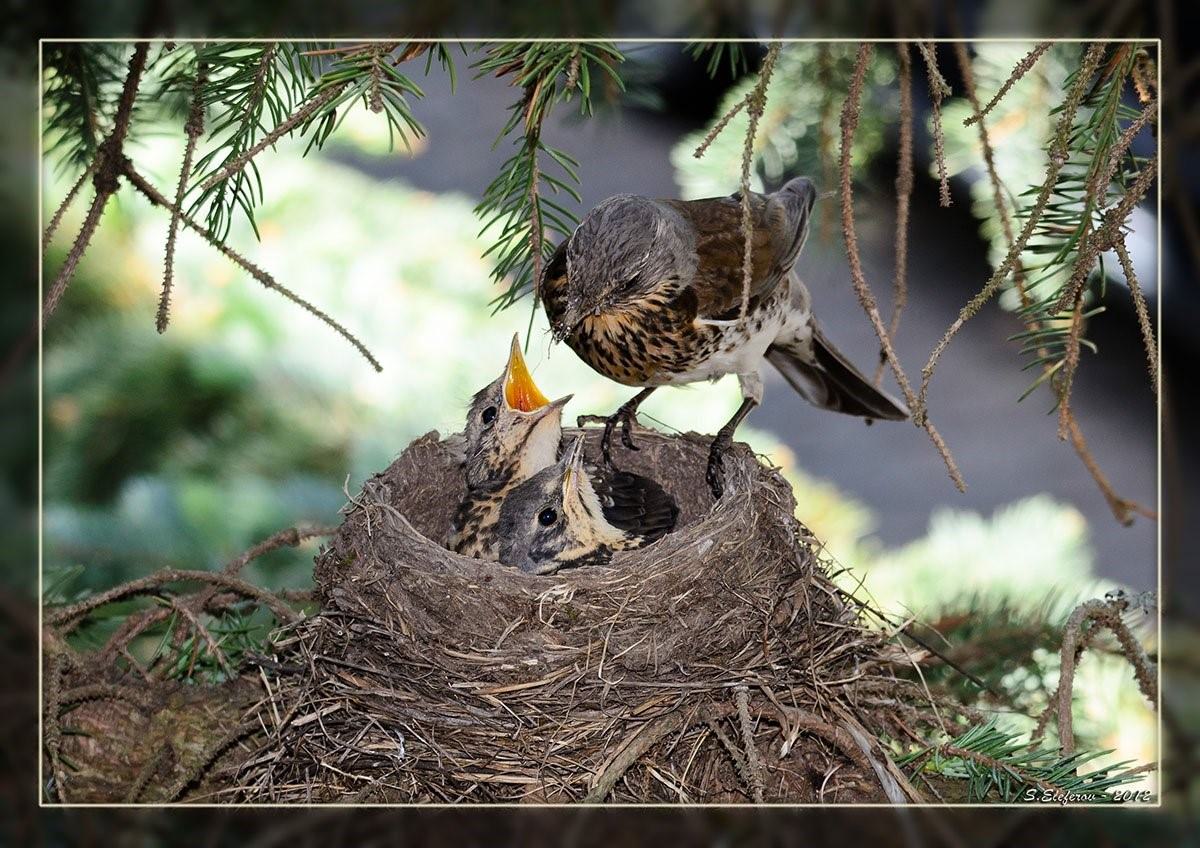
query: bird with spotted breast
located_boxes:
[541,176,908,498]
[448,334,571,560]
[497,435,679,575]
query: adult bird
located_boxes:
[497,435,678,575]
[541,176,908,497]
[448,334,571,560]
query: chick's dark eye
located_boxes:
[537,508,558,527]
[481,406,497,425]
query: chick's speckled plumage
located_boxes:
[497,437,678,575]
[448,337,568,561]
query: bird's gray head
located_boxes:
[463,334,571,490]
[497,435,626,574]
[553,195,692,340]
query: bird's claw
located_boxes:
[599,407,640,469]
[706,436,731,499]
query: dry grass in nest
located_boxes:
[208,428,933,803]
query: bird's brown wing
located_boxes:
[664,190,803,320]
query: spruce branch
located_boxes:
[919,43,1107,418]
[963,42,1053,126]
[951,42,1154,524]
[901,718,1148,802]
[474,41,624,313]
[43,42,149,322]
[158,58,207,334]
[122,163,382,372]
[196,81,346,195]
[839,43,965,492]
[47,566,301,631]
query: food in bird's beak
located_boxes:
[503,334,551,413]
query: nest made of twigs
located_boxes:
[212,427,932,803]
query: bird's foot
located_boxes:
[705,433,733,499]
[600,406,641,467]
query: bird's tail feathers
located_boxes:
[766,328,909,421]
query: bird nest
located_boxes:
[222,427,929,803]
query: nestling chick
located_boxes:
[497,435,678,575]
[448,334,571,560]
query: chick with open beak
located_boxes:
[496,435,679,575]
[448,334,572,560]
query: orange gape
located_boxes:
[503,338,550,413]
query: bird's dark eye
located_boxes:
[538,508,558,527]
[481,406,497,425]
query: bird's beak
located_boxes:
[559,434,588,500]
[551,301,585,343]
[503,333,551,413]
[532,393,573,424]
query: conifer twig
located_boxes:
[737,42,781,325]
[692,98,747,159]
[1056,292,1085,439]
[917,42,952,207]
[963,42,1053,126]
[196,82,349,194]
[1050,597,1157,755]
[840,43,965,492]
[42,161,95,250]
[1113,237,1158,396]
[1064,413,1157,524]
[734,686,765,803]
[122,163,382,372]
[816,44,837,242]
[875,42,914,386]
[47,567,300,631]
[43,42,149,322]
[158,60,208,334]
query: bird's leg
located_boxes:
[706,372,763,499]
[579,387,657,468]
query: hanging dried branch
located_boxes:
[839,43,965,492]
[157,59,208,334]
[1042,595,1157,755]
[122,163,382,372]
[875,42,914,387]
[917,42,952,207]
[963,42,1053,126]
[1113,237,1159,395]
[738,43,781,325]
[1056,293,1086,439]
[43,42,149,322]
[1064,413,1157,524]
